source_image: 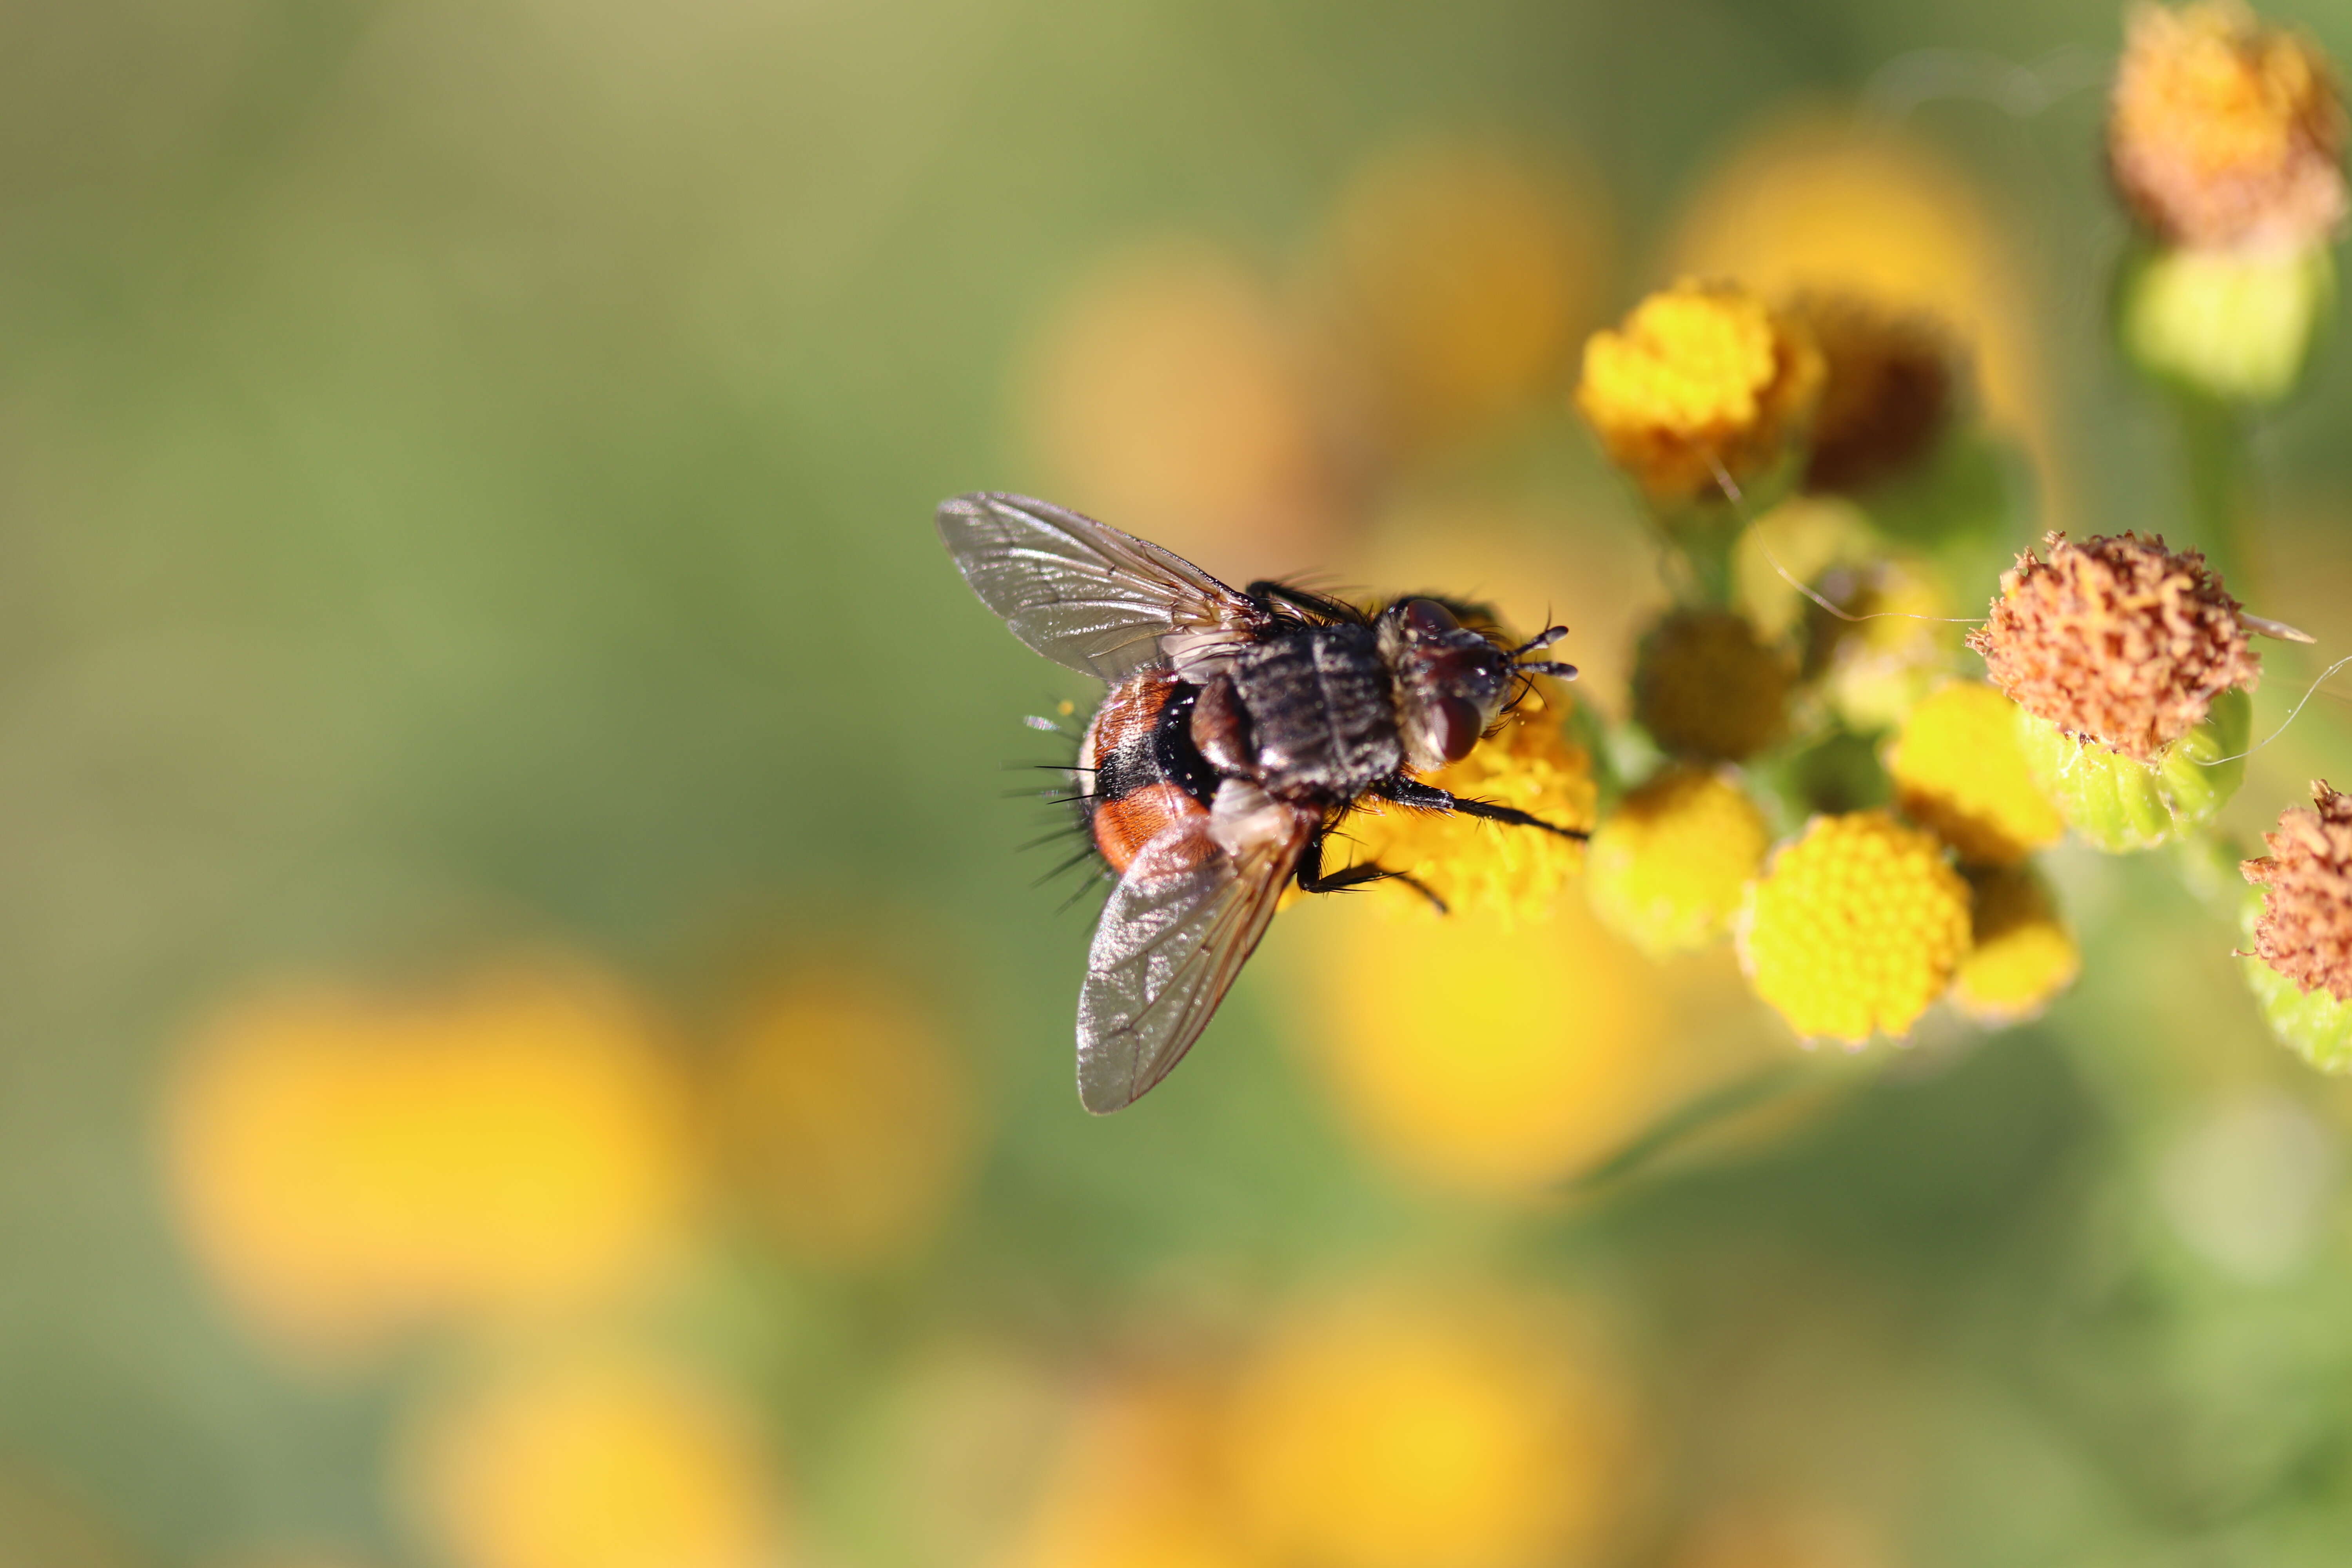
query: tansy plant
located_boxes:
[1341,0,2348,1115]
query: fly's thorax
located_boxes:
[1230,623,1404,802]
[1377,598,1514,772]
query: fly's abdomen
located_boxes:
[1076,670,1220,874]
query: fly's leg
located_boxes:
[1295,828,1448,914]
[1373,776,1591,841]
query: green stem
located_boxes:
[2172,392,2250,594]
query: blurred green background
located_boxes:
[6,0,2352,1565]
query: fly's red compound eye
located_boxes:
[1401,598,1459,639]
[1436,695,1483,762]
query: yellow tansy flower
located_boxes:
[1886,681,2064,865]
[402,1349,785,1568]
[1737,812,1973,1045]
[1632,607,1795,763]
[1575,279,1825,506]
[1223,1293,1637,1568]
[1586,766,1772,957]
[1340,691,1596,921]
[710,973,976,1272]
[1952,865,2081,1025]
[166,960,696,1362]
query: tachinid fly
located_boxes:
[938,492,1585,1112]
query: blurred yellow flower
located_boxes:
[710,973,976,1271]
[167,960,696,1360]
[1953,865,2080,1026]
[1338,690,1595,922]
[403,1349,785,1568]
[1632,606,1795,763]
[1886,681,2064,865]
[1734,495,1879,642]
[1575,279,1824,506]
[1586,766,1772,958]
[1667,113,2045,495]
[1808,555,1956,733]
[1287,892,1670,1193]
[1224,1292,1637,1568]
[1020,238,1334,580]
[1316,138,1610,452]
[1000,1367,1248,1568]
[2110,0,2348,253]
[1738,812,1972,1045]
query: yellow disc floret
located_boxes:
[1886,681,2065,865]
[1575,279,1826,505]
[1737,812,1973,1045]
[1343,691,1597,922]
[1586,766,1772,957]
[1951,865,2081,1025]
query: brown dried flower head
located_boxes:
[2243,780,2352,1002]
[1784,292,1962,493]
[2109,0,2349,253]
[1967,531,2259,761]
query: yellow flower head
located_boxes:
[1952,864,2081,1025]
[1223,1293,1637,1568]
[1586,766,1772,957]
[402,1350,785,1568]
[1287,895,1668,1194]
[2110,0,2348,252]
[1318,138,1609,452]
[1340,690,1596,921]
[711,973,976,1271]
[1632,606,1795,763]
[1575,279,1825,505]
[1737,812,1973,1045]
[166,961,696,1361]
[1805,555,1958,732]
[1886,681,2065,865]
[1784,290,1962,493]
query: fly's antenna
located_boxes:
[1510,623,1579,681]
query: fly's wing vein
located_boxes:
[937,492,1265,679]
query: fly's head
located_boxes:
[1380,598,1579,772]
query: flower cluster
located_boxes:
[1301,0,2337,1109]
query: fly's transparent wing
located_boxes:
[936,492,1265,679]
[1075,811,1311,1113]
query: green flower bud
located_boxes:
[2016,685,2251,853]
[2241,896,2352,1072]
[2121,244,2334,405]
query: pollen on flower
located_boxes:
[1341,692,1596,922]
[2110,0,2348,253]
[1886,681,2065,865]
[1783,291,1960,493]
[1737,811,1973,1045]
[1967,530,2259,762]
[1633,607,1795,762]
[1574,279,1825,504]
[2242,780,2352,1002]
[1586,766,1772,957]
[1952,865,2081,1025]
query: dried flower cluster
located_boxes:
[1784,292,1961,493]
[2243,782,2352,1002]
[2109,0,2348,252]
[1968,531,2259,761]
